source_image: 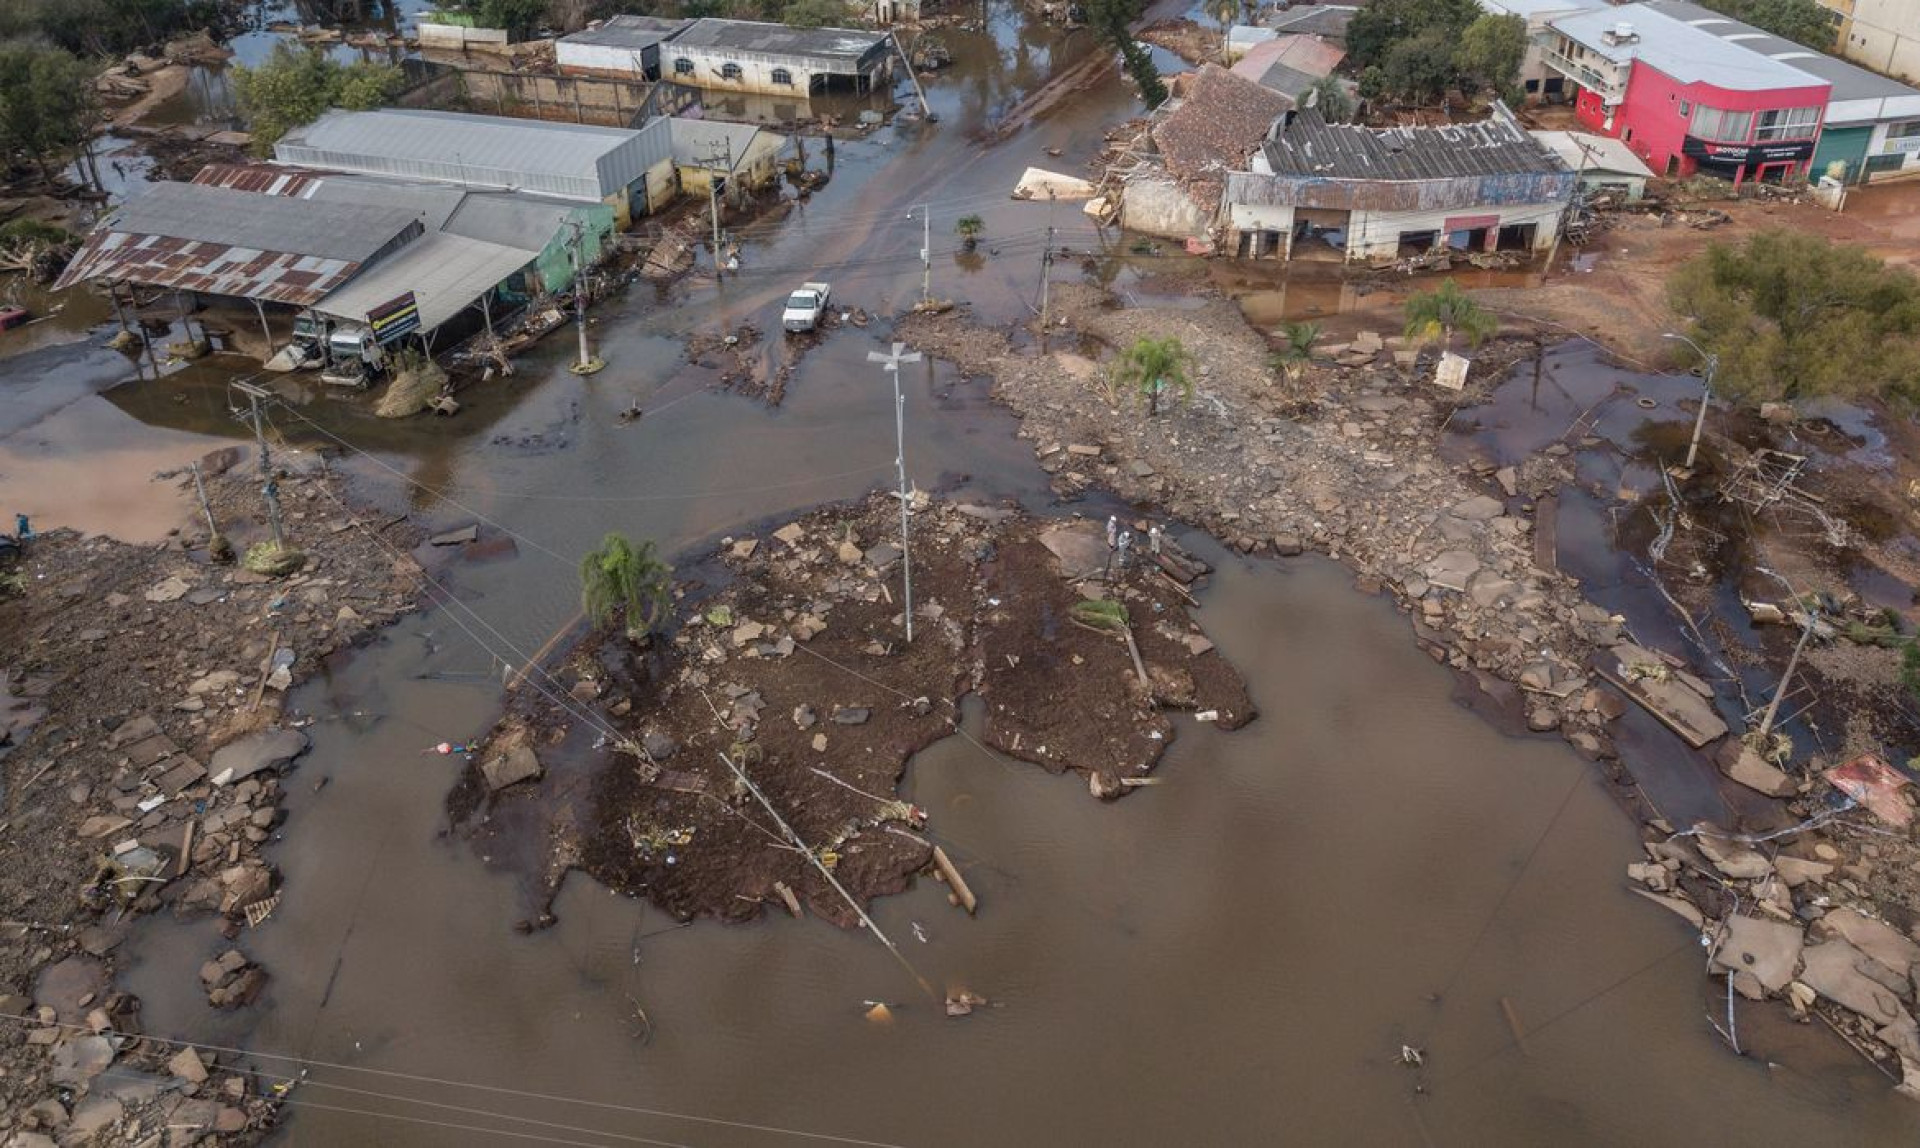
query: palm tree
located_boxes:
[954,214,985,252]
[1113,336,1194,416]
[580,533,673,640]
[1272,321,1319,385]
[1204,0,1238,29]
[1403,280,1498,352]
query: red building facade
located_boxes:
[1573,61,1829,184]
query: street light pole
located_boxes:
[912,203,930,308]
[1662,331,1717,472]
[867,341,923,642]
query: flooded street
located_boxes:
[2,2,1913,1143]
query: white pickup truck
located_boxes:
[782,282,831,333]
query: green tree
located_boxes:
[1272,321,1319,385]
[1668,230,1920,402]
[580,533,674,638]
[781,0,849,26]
[476,0,551,38]
[1202,0,1237,30]
[1404,280,1498,351]
[954,213,984,251]
[0,0,213,57]
[1377,26,1458,104]
[1113,336,1194,416]
[1455,12,1527,101]
[1348,0,1481,69]
[233,42,405,155]
[1086,0,1166,109]
[1700,0,1838,51]
[0,39,92,175]
[1305,75,1355,123]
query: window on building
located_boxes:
[1690,105,1754,142]
[1755,107,1820,141]
[771,67,793,86]
[1679,100,1691,117]
[673,57,694,75]
[721,61,743,79]
[1888,120,1920,139]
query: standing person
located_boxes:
[1117,529,1133,570]
[1106,514,1119,551]
[1148,524,1162,556]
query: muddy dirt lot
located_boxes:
[0,456,424,1142]
[452,493,1251,927]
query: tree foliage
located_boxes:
[1084,0,1165,109]
[0,0,216,57]
[1455,13,1527,104]
[1348,0,1524,104]
[1698,0,1838,51]
[580,533,674,636]
[1272,321,1319,385]
[780,0,850,26]
[1404,280,1497,350]
[1668,230,1920,403]
[0,39,90,170]
[1113,336,1194,416]
[1305,75,1354,123]
[233,42,405,155]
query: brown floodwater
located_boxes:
[6,1,1915,1141]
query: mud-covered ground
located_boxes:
[451,493,1251,926]
[0,455,424,1142]
[902,276,1920,1096]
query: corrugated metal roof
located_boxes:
[442,191,579,249]
[312,231,536,331]
[191,163,325,196]
[559,14,689,49]
[274,109,664,201]
[1647,0,1920,103]
[1262,103,1569,181]
[669,118,765,167]
[669,18,886,62]
[109,181,419,262]
[1551,5,1826,92]
[52,181,422,303]
[1531,130,1656,178]
[305,175,470,232]
[1265,4,1358,38]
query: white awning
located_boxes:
[313,232,537,332]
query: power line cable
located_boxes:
[1,1013,901,1148]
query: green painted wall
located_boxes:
[534,204,616,295]
[1813,125,1873,184]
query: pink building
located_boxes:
[1541,4,1830,184]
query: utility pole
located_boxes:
[566,219,603,375]
[1662,331,1717,472]
[1038,189,1056,338]
[922,204,931,305]
[866,341,923,642]
[233,381,286,553]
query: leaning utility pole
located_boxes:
[1038,189,1057,337]
[866,341,923,642]
[233,381,286,552]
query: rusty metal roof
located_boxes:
[191,163,325,197]
[54,181,422,304]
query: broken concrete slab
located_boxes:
[1597,643,1728,748]
[482,746,543,792]
[832,706,871,726]
[429,524,479,546]
[1038,523,1109,580]
[1721,746,1797,798]
[143,576,191,603]
[170,1046,209,1084]
[1422,549,1481,592]
[1450,494,1505,521]
[864,542,902,570]
[1821,907,1920,980]
[1693,827,1774,881]
[1775,856,1834,888]
[1631,888,1704,930]
[1711,915,1804,994]
[209,728,310,787]
[773,523,806,547]
[1801,939,1907,1025]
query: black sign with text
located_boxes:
[1681,137,1817,169]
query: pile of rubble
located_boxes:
[0,456,425,1134]
[459,493,1251,926]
